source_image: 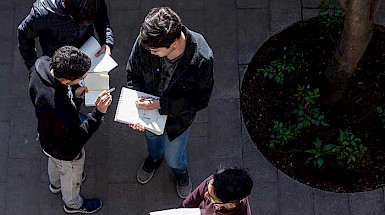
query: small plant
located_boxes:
[318,0,344,29]
[269,121,299,148]
[305,138,335,168]
[293,105,329,129]
[294,85,320,106]
[376,106,385,128]
[331,130,367,171]
[257,54,296,85]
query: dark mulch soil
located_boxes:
[241,17,385,192]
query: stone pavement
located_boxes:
[0,0,384,214]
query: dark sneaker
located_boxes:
[63,198,102,214]
[49,172,87,194]
[136,156,162,184]
[175,171,192,199]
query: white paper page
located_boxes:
[150,208,200,215]
[90,53,118,73]
[84,72,109,91]
[79,36,101,60]
[85,91,102,107]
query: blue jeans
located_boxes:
[145,127,190,175]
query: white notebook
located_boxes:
[79,36,118,73]
[83,72,109,107]
[150,208,200,215]
[114,87,167,135]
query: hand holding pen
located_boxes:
[95,87,114,113]
[136,96,160,110]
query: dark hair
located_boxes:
[51,46,90,81]
[140,7,182,49]
[212,168,253,203]
[65,0,96,24]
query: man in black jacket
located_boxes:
[126,7,214,199]
[29,46,112,214]
[18,0,114,70]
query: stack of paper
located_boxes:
[114,87,167,135]
[79,36,118,106]
[149,208,200,215]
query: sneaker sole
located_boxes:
[63,200,102,214]
[176,178,192,199]
[49,173,87,194]
[136,163,155,184]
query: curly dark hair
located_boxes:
[51,46,90,81]
[212,168,253,203]
[140,7,182,49]
[65,0,96,25]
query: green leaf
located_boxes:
[305,149,317,154]
[323,144,335,151]
[317,158,323,168]
[377,107,383,113]
[298,122,303,129]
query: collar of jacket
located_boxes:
[34,56,68,91]
[41,0,66,16]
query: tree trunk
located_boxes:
[325,0,382,104]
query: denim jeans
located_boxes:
[48,148,85,209]
[145,127,190,175]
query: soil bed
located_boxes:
[241,17,385,192]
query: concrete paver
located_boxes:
[0,0,384,214]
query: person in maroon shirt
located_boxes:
[181,168,253,215]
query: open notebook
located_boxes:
[114,87,167,135]
[79,36,118,106]
[83,72,109,107]
[149,208,200,215]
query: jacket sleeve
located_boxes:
[181,176,212,208]
[126,36,146,92]
[159,57,214,116]
[18,7,40,70]
[94,0,114,49]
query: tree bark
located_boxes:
[325,0,382,104]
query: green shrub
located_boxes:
[318,0,344,29]
[305,138,335,168]
[331,130,367,171]
[376,106,385,128]
[293,105,329,129]
[269,121,299,148]
[257,54,296,85]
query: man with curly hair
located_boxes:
[29,46,112,214]
[126,7,214,199]
[18,0,114,71]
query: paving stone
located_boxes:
[6,158,40,215]
[109,0,141,10]
[108,183,144,215]
[0,123,8,182]
[189,122,209,137]
[176,10,206,35]
[0,65,12,121]
[143,0,205,12]
[12,46,30,99]
[187,137,212,183]
[239,65,248,91]
[9,96,40,159]
[108,122,147,183]
[278,171,314,215]
[242,123,278,183]
[39,182,67,215]
[270,0,302,35]
[209,157,243,171]
[208,98,242,159]
[0,10,15,39]
[194,109,208,123]
[303,8,335,20]
[236,0,268,9]
[0,39,14,64]
[249,182,279,215]
[302,0,323,8]
[349,188,385,215]
[0,0,14,8]
[84,121,110,165]
[313,188,350,215]
[238,8,270,65]
[375,4,385,26]
[0,182,5,215]
[205,2,238,99]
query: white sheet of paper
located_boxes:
[84,72,109,107]
[85,91,102,107]
[90,53,118,73]
[149,208,200,215]
[79,36,100,60]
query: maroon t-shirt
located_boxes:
[182,175,252,215]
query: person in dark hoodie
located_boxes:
[126,7,214,199]
[18,0,114,71]
[29,46,112,214]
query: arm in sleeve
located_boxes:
[181,176,212,208]
[126,36,146,92]
[159,57,214,116]
[94,0,114,49]
[17,8,40,70]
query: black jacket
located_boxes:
[29,56,104,161]
[18,0,114,70]
[126,26,214,141]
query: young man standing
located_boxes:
[18,0,114,71]
[181,168,253,215]
[126,7,214,198]
[29,46,112,213]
